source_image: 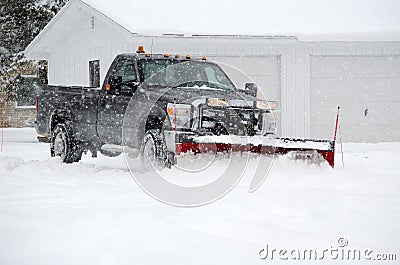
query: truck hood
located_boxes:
[141,86,258,106]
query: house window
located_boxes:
[89,60,100,87]
[38,60,48,85]
[15,75,42,108]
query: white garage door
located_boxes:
[311,55,400,142]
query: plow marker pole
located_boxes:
[334,106,340,142]
[333,106,341,168]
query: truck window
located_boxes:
[113,60,138,93]
[138,59,236,91]
[204,64,234,90]
[141,59,172,81]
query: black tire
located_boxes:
[141,129,171,170]
[50,122,83,163]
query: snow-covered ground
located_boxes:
[0,128,399,265]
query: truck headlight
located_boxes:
[167,103,192,129]
[207,98,229,107]
[256,100,278,110]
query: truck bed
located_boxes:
[36,85,101,142]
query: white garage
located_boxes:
[311,55,400,142]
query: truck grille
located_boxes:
[200,107,258,136]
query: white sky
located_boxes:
[83,0,400,40]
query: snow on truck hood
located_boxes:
[142,86,257,105]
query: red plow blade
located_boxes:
[175,137,335,167]
[272,138,335,167]
[174,107,341,168]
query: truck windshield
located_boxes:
[138,59,236,91]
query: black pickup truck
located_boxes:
[35,46,277,167]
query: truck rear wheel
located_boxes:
[141,129,171,170]
[51,122,83,163]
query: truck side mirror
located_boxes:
[242,83,258,97]
[106,76,122,94]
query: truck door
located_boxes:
[97,59,138,144]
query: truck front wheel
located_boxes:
[141,129,171,170]
[51,123,83,163]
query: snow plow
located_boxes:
[172,136,336,168]
[163,114,337,168]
